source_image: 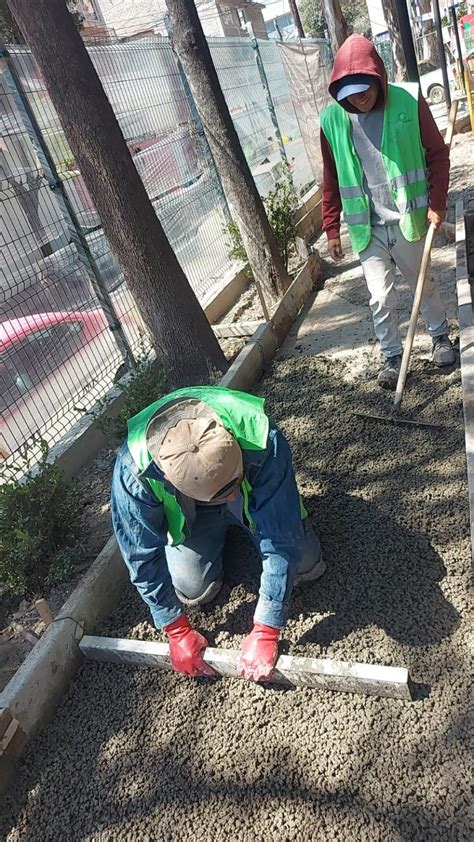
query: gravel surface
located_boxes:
[1,350,472,841]
[1,135,472,842]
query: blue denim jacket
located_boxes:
[110,423,305,630]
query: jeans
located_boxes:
[359,224,448,358]
[165,503,321,601]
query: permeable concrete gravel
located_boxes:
[2,354,472,841]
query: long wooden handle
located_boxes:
[393,99,459,410]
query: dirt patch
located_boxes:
[0,445,117,692]
[216,253,307,361]
[1,350,471,841]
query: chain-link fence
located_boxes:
[1,33,330,472]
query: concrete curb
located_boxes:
[455,200,474,575]
[220,252,321,391]
[0,251,321,788]
[0,537,127,740]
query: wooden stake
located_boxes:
[79,635,412,700]
[35,598,54,627]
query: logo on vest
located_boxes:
[397,112,411,125]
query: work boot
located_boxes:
[377,354,402,391]
[432,334,455,366]
[174,579,223,607]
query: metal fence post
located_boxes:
[1,46,136,369]
[247,23,288,167]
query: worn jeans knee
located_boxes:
[165,507,227,600]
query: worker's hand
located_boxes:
[328,237,344,261]
[427,208,445,230]
[238,622,280,683]
[164,615,215,678]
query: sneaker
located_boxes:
[377,354,402,391]
[432,334,455,367]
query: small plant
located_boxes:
[45,547,77,589]
[224,218,253,278]
[96,349,168,443]
[265,169,299,269]
[0,440,81,595]
[223,165,299,272]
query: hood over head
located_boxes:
[328,34,387,113]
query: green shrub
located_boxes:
[224,166,298,272]
[224,218,252,277]
[0,441,81,595]
[265,170,298,269]
[97,351,168,443]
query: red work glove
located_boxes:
[238,622,280,682]
[164,615,215,678]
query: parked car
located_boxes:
[419,53,457,105]
[0,309,125,460]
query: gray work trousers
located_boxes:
[359,224,448,359]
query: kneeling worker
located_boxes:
[111,385,324,682]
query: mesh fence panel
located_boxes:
[0,66,124,468]
[257,39,314,194]
[2,37,234,470]
[1,33,330,472]
[208,37,285,197]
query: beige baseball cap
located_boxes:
[146,400,243,502]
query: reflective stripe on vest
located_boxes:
[320,83,429,253]
[345,210,371,225]
[340,185,365,199]
[391,167,427,190]
[398,194,428,215]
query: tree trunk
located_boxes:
[321,0,350,55]
[7,0,227,386]
[167,0,291,302]
[381,0,407,81]
[289,0,305,39]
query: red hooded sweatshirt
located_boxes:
[321,34,450,241]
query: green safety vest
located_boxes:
[320,83,429,253]
[127,386,270,545]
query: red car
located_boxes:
[1,309,126,460]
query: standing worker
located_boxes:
[321,34,455,390]
[111,385,324,682]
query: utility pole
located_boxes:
[167,0,291,301]
[390,0,420,82]
[432,0,451,108]
[449,3,466,93]
[288,0,305,39]
[7,0,227,386]
[321,0,349,55]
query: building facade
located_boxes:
[89,0,267,40]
